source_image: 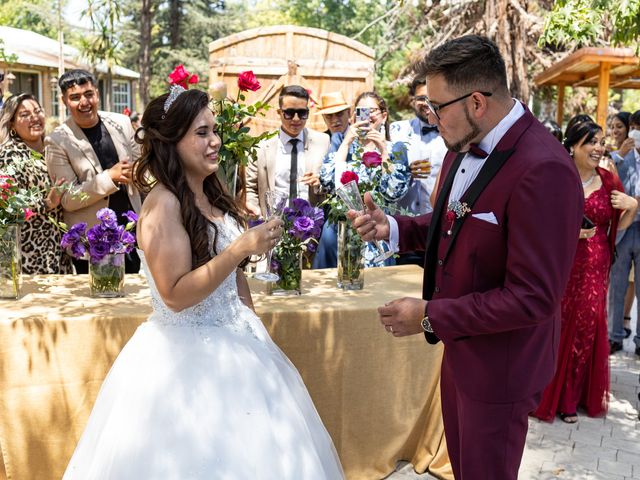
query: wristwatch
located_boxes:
[421,302,433,333]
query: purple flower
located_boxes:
[68,222,87,236]
[283,206,296,222]
[291,216,315,241]
[121,210,138,224]
[248,217,264,228]
[70,242,86,259]
[291,198,311,214]
[121,231,135,248]
[96,208,118,228]
[307,241,317,253]
[89,241,110,263]
[87,224,106,244]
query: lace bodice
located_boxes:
[139,213,262,339]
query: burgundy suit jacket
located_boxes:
[394,107,583,403]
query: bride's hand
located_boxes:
[239,217,284,256]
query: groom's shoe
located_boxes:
[610,341,623,355]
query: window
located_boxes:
[112,80,131,114]
[10,72,39,99]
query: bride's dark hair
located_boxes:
[133,89,247,269]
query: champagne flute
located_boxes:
[336,180,393,263]
[253,190,288,282]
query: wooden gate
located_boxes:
[208,25,375,134]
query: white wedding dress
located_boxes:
[63,214,344,480]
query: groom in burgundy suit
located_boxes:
[350,36,583,479]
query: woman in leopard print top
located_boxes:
[0,94,72,274]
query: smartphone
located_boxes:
[355,107,371,124]
[581,215,595,229]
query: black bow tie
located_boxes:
[467,144,488,159]
[421,125,438,135]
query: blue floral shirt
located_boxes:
[319,139,410,267]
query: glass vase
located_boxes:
[337,221,365,290]
[0,224,21,299]
[268,248,302,296]
[89,253,125,298]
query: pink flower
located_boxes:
[237,71,261,92]
[340,171,359,185]
[168,65,190,87]
[24,208,35,221]
[362,151,382,168]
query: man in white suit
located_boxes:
[246,85,329,215]
[46,69,142,273]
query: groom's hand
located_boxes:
[348,192,390,242]
[378,297,426,337]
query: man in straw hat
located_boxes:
[312,91,352,269]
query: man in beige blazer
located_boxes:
[246,85,329,216]
[46,69,142,273]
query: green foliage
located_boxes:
[0,0,60,39]
[539,0,640,48]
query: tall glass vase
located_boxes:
[0,224,21,299]
[268,248,302,296]
[337,221,365,290]
[89,253,125,298]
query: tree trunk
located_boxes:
[169,0,181,49]
[139,0,153,106]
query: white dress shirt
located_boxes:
[274,129,308,201]
[388,100,525,250]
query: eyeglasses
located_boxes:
[421,91,492,121]
[281,108,309,120]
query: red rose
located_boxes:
[188,74,199,85]
[168,65,189,87]
[446,211,456,223]
[362,151,382,168]
[237,70,261,92]
[122,107,131,116]
[340,171,359,185]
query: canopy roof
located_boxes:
[534,47,640,128]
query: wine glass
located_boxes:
[336,180,393,263]
[253,190,288,282]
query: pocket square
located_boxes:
[472,212,498,225]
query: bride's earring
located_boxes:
[569,148,574,157]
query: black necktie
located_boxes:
[289,139,299,205]
[421,125,438,135]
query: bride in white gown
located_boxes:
[63,87,344,479]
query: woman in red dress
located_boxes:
[533,121,637,423]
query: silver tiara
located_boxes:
[163,84,186,113]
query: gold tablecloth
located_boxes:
[0,266,451,480]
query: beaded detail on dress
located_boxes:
[140,213,260,339]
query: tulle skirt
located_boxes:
[63,320,344,479]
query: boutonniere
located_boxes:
[445,201,471,235]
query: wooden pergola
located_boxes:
[534,47,640,128]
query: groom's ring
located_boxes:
[387,325,393,333]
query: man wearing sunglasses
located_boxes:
[246,85,329,215]
[349,35,582,479]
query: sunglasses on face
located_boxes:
[281,108,309,120]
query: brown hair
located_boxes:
[133,89,247,269]
[354,91,390,140]
[417,35,509,97]
[0,93,43,145]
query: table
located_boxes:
[0,266,452,480]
